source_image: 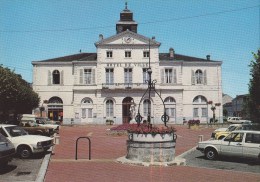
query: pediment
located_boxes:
[95,30,161,47]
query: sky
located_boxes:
[0,0,259,98]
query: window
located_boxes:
[245,133,260,144]
[125,51,131,58]
[106,100,114,117]
[193,108,199,117]
[143,51,149,58]
[81,98,93,118]
[193,95,207,118]
[164,97,176,118]
[143,68,149,83]
[165,69,172,83]
[88,109,93,118]
[106,51,112,58]
[201,108,207,117]
[191,69,207,85]
[161,68,177,84]
[124,68,132,84]
[0,128,7,137]
[195,70,203,84]
[106,69,114,84]
[84,69,92,84]
[82,109,86,118]
[52,70,60,84]
[143,99,151,116]
[193,96,207,103]
[79,69,95,85]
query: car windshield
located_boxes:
[226,126,237,132]
[0,133,9,143]
[5,126,28,137]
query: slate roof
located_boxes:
[36,53,97,62]
[159,53,218,62]
[34,52,219,63]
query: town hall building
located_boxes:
[32,4,223,125]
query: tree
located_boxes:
[0,65,40,122]
[247,49,260,123]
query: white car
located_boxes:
[227,117,252,124]
[197,130,260,160]
[0,124,54,159]
[36,119,60,132]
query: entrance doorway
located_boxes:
[48,97,63,123]
[122,97,133,124]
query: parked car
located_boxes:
[227,117,252,124]
[36,117,61,125]
[211,124,241,139]
[0,124,54,159]
[214,124,255,140]
[35,117,60,132]
[197,130,260,160]
[0,133,16,167]
[19,120,55,137]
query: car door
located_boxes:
[220,132,244,157]
[243,133,260,158]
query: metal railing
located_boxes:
[102,83,147,89]
[75,137,91,160]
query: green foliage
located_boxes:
[247,49,260,123]
[0,65,40,120]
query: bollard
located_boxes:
[198,135,203,142]
[54,135,60,145]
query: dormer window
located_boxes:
[125,51,131,58]
[106,51,113,58]
[143,51,149,58]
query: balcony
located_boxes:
[102,83,147,90]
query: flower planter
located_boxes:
[126,132,177,163]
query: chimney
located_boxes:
[169,48,174,59]
[206,55,210,61]
[99,34,103,40]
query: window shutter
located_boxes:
[191,70,195,85]
[129,70,132,83]
[48,70,51,85]
[92,69,95,84]
[173,69,177,84]
[60,70,64,85]
[203,70,207,85]
[161,69,164,83]
[79,69,83,84]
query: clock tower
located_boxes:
[116,2,138,34]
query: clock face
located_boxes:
[124,36,132,43]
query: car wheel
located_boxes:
[18,145,32,159]
[205,148,218,160]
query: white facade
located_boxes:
[32,6,223,125]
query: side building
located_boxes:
[32,5,223,125]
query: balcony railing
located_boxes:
[102,83,147,89]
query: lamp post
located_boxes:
[208,101,221,123]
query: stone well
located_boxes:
[126,132,177,163]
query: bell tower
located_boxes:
[116,2,138,34]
